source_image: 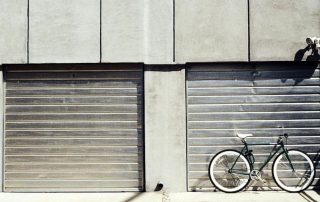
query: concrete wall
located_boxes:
[144,66,186,192]
[250,0,320,61]
[0,69,2,192]
[0,0,28,64]
[175,0,249,62]
[1,1,319,64]
[101,0,173,64]
[143,0,173,64]
[101,0,144,62]
[29,0,100,63]
[0,0,319,194]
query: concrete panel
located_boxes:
[101,0,173,63]
[250,0,320,61]
[175,0,248,63]
[144,66,186,192]
[0,69,3,191]
[144,0,173,64]
[29,0,100,63]
[0,0,27,64]
[101,0,144,62]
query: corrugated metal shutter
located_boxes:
[187,63,320,191]
[4,64,144,192]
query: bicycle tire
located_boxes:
[208,149,251,193]
[272,149,315,193]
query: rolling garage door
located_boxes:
[187,63,320,191]
[4,64,144,192]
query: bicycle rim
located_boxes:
[209,150,251,193]
[273,150,315,192]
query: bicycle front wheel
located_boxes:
[272,149,315,192]
[208,150,251,193]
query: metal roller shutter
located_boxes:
[4,64,144,192]
[187,63,320,191]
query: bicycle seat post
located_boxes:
[241,138,246,144]
[237,133,253,143]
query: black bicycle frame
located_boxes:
[229,139,295,175]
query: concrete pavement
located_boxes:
[0,191,319,202]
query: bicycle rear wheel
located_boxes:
[208,150,251,193]
[272,149,315,192]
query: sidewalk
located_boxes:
[0,191,319,202]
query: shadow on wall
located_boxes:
[294,46,320,61]
[313,149,320,193]
[265,62,318,86]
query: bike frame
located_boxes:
[229,138,295,175]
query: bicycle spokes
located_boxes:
[273,150,315,192]
[209,150,251,193]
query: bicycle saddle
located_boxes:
[236,133,253,139]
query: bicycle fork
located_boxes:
[283,146,296,172]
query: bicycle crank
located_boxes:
[250,170,262,181]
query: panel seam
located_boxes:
[100,0,102,63]
[173,0,176,63]
[27,0,30,64]
[247,0,251,62]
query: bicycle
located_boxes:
[208,133,316,193]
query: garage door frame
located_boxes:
[2,64,145,192]
[186,62,320,191]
